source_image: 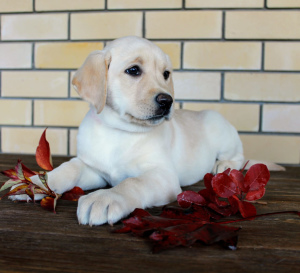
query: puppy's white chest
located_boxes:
[77,117,151,185]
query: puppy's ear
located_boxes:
[72,50,110,114]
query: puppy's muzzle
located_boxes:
[155,93,173,117]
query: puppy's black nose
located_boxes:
[156,93,173,110]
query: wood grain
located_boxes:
[0,155,299,273]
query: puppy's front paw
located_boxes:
[77,189,134,226]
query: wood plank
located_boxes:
[0,154,299,272]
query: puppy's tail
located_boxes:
[243,160,286,171]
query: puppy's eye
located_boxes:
[125,65,142,76]
[163,70,170,80]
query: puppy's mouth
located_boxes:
[125,110,171,126]
[147,111,172,122]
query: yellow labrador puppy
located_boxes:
[12,36,245,225]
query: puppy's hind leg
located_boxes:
[212,132,244,174]
[213,152,244,174]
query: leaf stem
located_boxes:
[216,211,299,225]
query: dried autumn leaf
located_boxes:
[21,163,37,177]
[61,186,85,201]
[36,128,53,171]
[212,173,237,198]
[25,184,35,202]
[15,160,25,181]
[38,172,53,194]
[0,179,22,192]
[0,184,28,200]
[40,195,59,213]
[1,168,19,181]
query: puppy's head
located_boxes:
[72,36,174,127]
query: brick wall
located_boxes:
[0,0,299,165]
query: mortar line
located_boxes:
[68,13,71,40]
[259,104,263,133]
[222,11,226,41]
[142,12,146,38]
[67,129,70,156]
[261,42,265,71]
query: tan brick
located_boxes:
[35,42,103,69]
[2,71,68,98]
[265,43,300,71]
[35,0,104,11]
[0,0,32,13]
[226,11,300,39]
[0,43,32,69]
[70,71,80,98]
[1,127,68,155]
[224,73,300,102]
[267,0,300,8]
[1,14,68,40]
[240,134,300,164]
[182,103,260,132]
[184,42,261,70]
[173,72,221,100]
[34,100,89,127]
[146,11,222,39]
[186,0,264,8]
[69,129,78,156]
[108,0,182,9]
[154,42,181,69]
[71,12,142,40]
[0,99,31,125]
[263,104,300,133]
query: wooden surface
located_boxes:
[0,154,299,273]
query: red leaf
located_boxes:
[40,196,57,213]
[25,184,35,202]
[21,163,37,177]
[131,208,151,217]
[244,164,270,192]
[0,184,28,200]
[161,206,210,221]
[223,168,231,175]
[36,128,53,171]
[212,173,237,198]
[241,160,249,172]
[150,223,240,253]
[177,191,207,208]
[229,169,245,193]
[198,189,211,202]
[116,215,194,236]
[1,169,19,181]
[228,196,239,215]
[203,173,214,192]
[245,188,266,201]
[238,200,257,218]
[61,187,85,201]
[207,203,234,217]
